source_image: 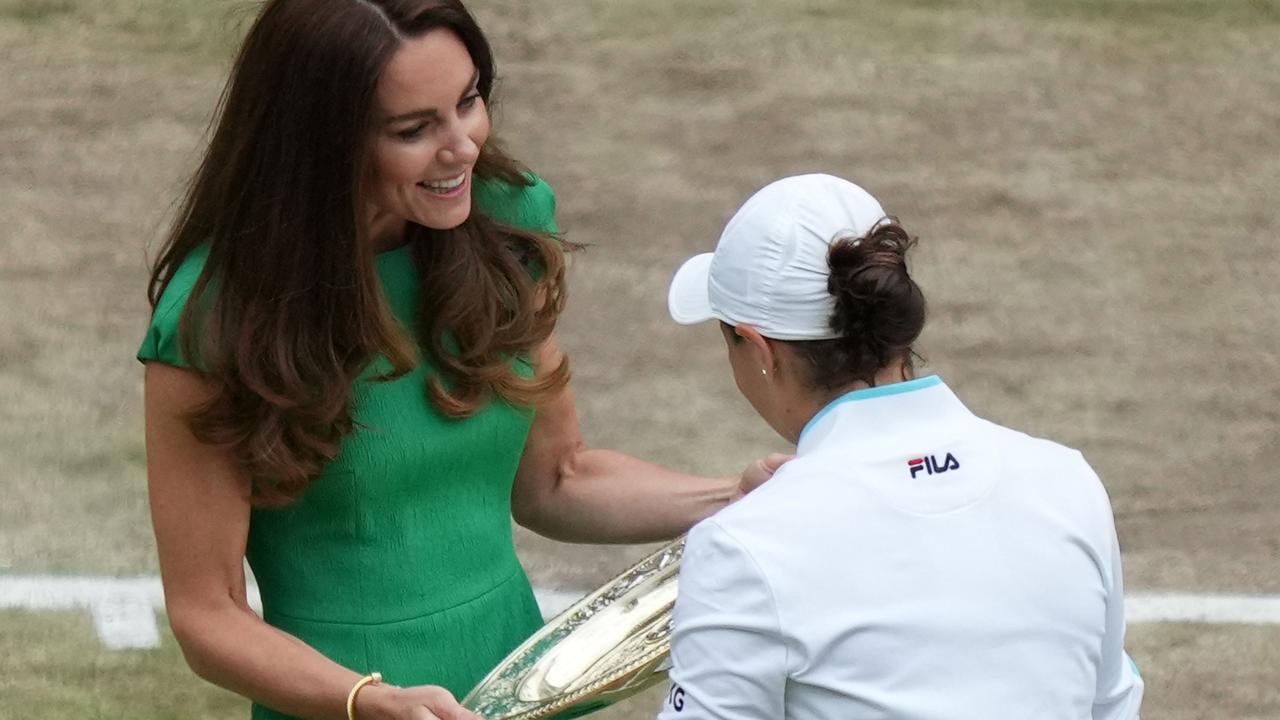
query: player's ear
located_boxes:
[734,325,776,375]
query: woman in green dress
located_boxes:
[139,2,785,719]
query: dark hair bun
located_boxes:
[825,219,926,375]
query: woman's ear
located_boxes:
[734,325,776,376]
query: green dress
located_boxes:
[138,177,558,720]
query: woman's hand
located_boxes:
[357,683,482,720]
[732,453,793,501]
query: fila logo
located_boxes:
[908,453,960,478]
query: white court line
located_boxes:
[2,575,1278,650]
[1124,592,1280,625]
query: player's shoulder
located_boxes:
[696,454,837,562]
[681,514,779,601]
[975,417,1091,468]
[975,418,1112,511]
[716,453,830,524]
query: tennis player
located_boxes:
[660,174,1144,719]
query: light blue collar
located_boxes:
[798,375,943,444]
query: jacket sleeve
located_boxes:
[658,520,787,720]
[1092,510,1144,720]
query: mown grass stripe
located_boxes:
[2,576,1277,649]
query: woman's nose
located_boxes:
[437,127,480,166]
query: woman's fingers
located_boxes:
[428,702,481,720]
[416,704,480,720]
[738,453,794,495]
[394,685,482,720]
[760,452,793,474]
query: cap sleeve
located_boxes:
[136,245,211,370]
[473,173,559,235]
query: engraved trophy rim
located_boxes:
[461,536,686,720]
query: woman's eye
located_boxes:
[397,123,428,140]
[459,93,481,110]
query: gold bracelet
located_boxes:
[346,672,382,720]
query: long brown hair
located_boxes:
[148,0,568,505]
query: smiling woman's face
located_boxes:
[367,28,490,238]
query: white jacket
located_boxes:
[659,376,1143,720]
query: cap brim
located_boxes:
[667,253,716,325]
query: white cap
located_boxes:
[668,173,887,340]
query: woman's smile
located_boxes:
[418,170,469,198]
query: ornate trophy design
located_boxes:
[462,537,686,719]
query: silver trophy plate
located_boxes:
[462,537,686,720]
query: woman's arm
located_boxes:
[511,334,787,543]
[145,363,477,720]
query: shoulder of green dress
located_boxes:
[136,244,212,370]
[473,172,558,235]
